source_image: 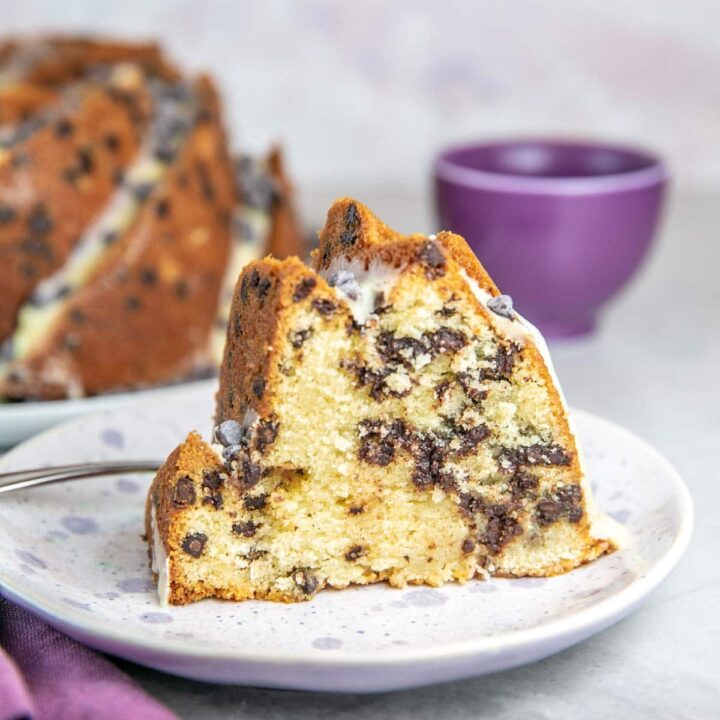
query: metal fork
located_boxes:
[0,461,161,495]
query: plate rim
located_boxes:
[0,402,694,671]
[0,377,216,419]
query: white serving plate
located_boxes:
[0,384,693,692]
[0,379,216,448]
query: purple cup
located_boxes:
[434,138,668,338]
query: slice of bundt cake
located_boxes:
[146,198,617,605]
[0,36,303,400]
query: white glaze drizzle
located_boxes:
[150,504,170,607]
[320,257,403,325]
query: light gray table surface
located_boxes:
[9,192,720,718]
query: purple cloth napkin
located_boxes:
[0,595,177,720]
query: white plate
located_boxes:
[0,385,693,692]
[0,379,216,448]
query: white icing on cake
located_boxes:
[320,257,402,325]
[150,504,170,606]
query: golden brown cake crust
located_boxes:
[0,36,180,86]
[1,77,234,399]
[151,198,615,605]
[215,255,337,423]
[0,78,151,344]
[263,146,305,260]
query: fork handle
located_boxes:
[0,461,161,495]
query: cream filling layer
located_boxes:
[150,504,170,607]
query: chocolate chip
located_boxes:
[345,202,360,228]
[482,508,523,554]
[172,476,196,507]
[103,133,121,152]
[240,274,251,301]
[293,568,319,595]
[245,547,267,562]
[77,147,94,174]
[487,294,515,320]
[241,459,263,488]
[69,308,86,325]
[202,469,223,490]
[428,327,466,354]
[252,377,265,399]
[258,277,272,299]
[244,493,268,510]
[254,420,279,452]
[345,545,364,561]
[290,328,311,349]
[490,344,517,380]
[357,419,407,466]
[181,532,207,558]
[232,520,258,537]
[340,203,361,246]
[54,118,74,138]
[155,199,170,218]
[26,205,53,235]
[63,167,80,184]
[311,298,337,316]
[174,280,190,300]
[498,443,570,474]
[510,472,539,501]
[0,205,16,224]
[19,235,52,259]
[452,424,490,455]
[419,240,446,278]
[202,469,224,509]
[154,146,175,163]
[524,444,570,466]
[139,267,157,286]
[293,277,317,302]
[536,484,583,526]
[435,380,450,400]
[19,262,36,278]
[62,333,80,351]
[214,419,243,447]
[133,183,154,202]
[461,538,476,554]
[348,505,365,515]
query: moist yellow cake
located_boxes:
[146,198,617,605]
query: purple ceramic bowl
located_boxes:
[434,139,668,338]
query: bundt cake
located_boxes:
[146,198,618,605]
[0,36,302,400]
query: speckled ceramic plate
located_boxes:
[0,384,693,692]
[0,378,216,448]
